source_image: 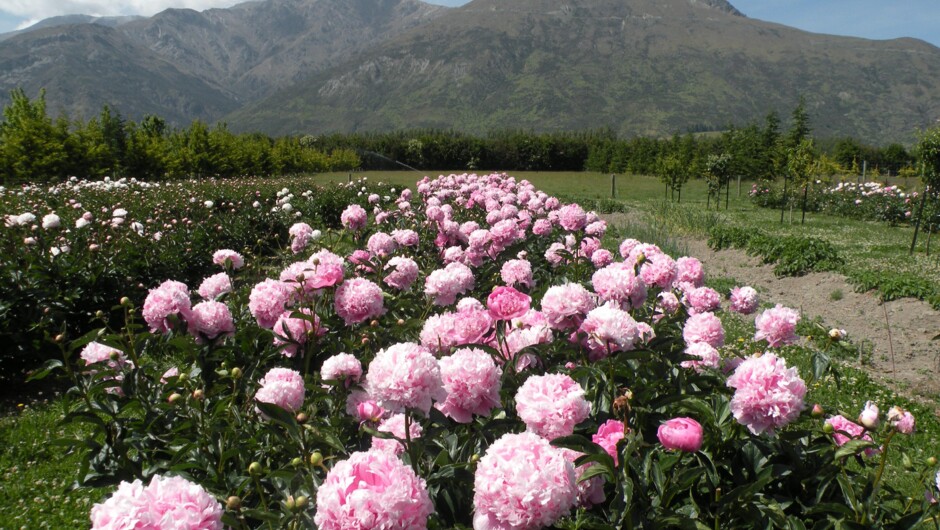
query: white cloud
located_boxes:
[0,0,244,20]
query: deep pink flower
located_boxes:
[516,373,591,440]
[255,367,305,414]
[487,286,531,320]
[657,417,704,452]
[365,342,445,416]
[436,348,503,423]
[726,353,806,435]
[315,450,433,530]
[90,475,223,530]
[473,432,577,530]
[334,277,385,325]
[826,415,875,449]
[592,419,625,466]
[754,304,800,347]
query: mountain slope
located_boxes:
[0,24,240,124]
[228,0,940,143]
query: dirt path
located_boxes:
[604,213,940,402]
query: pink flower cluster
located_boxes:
[425,262,475,306]
[315,450,433,530]
[365,342,446,416]
[500,259,533,289]
[288,222,313,254]
[592,419,625,465]
[592,262,646,309]
[272,308,326,357]
[334,277,385,325]
[419,304,493,354]
[90,474,223,530]
[371,413,423,455]
[143,280,192,334]
[197,272,231,300]
[541,282,595,330]
[473,432,577,530]
[340,204,367,231]
[384,256,419,290]
[255,367,305,414]
[729,286,759,314]
[187,300,235,343]
[682,311,724,348]
[754,304,800,347]
[437,347,503,423]
[212,249,244,270]
[726,353,806,435]
[578,302,639,360]
[320,353,362,386]
[515,373,591,440]
[248,279,292,328]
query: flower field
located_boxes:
[3,172,940,528]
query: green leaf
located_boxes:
[25,358,63,381]
[833,439,877,460]
[551,434,610,457]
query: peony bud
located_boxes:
[168,393,183,405]
[657,417,703,452]
[811,404,824,417]
[291,457,303,467]
[192,389,205,400]
[822,422,835,434]
[294,495,308,509]
[248,462,262,476]
[120,296,131,307]
[295,412,308,423]
[226,496,241,510]
[828,328,845,341]
[230,367,242,379]
[309,451,323,467]
[927,456,937,467]
[95,310,105,319]
[858,401,880,430]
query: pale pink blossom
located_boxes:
[683,311,725,348]
[364,342,445,416]
[437,348,503,423]
[515,373,591,440]
[541,282,595,330]
[196,272,231,300]
[255,367,305,414]
[334,278,385,325]
[90,475,223,530]
[726,353,806,435]
[729,286,759,314]
[248,279,292,329]
[754,304,800,347]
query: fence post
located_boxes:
[610,174,616,198]
[347,173,352,183]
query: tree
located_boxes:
[911,126,940,253]
[786,138,816,224]
[0,88,69,183]
[704,153,732,210]
[787,96,811,149]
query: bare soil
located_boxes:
[604,213,940,403]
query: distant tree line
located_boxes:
[0,89,920,185]
[0,89,360,184]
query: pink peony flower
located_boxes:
[255,367,305,414]
[578,302,639,360]
[340,204,368,231]
[320,353,363,387]
[683,286,721,314]
[657,417,704,452]
[682,311,725,348]
[383,256,419,291]
[364,342,446,416]
[272,308,326,357]
[887,406,915,434]
[346,390,385,422]
[591,248,614,268]
[81,341,127,367]
[90,474,223,530]
[248,279,292,329]
[726,353,806,435]
[591,262,647,309]
[729,286,759,314]
[531,218,553,235]
[197,272,231,300]
[212,249,244,270]
[544,242,568,267]
[425,262,475,306]
[639,253,678,290]
[487,286,531,320]
[367,231,398,257]
[516,373,591,440]
[473,432,578,530]
[391,229,419,247]
[187,301,235,343]
[858,401,880,430]
[334,277,385,325]
[674,256,705,290]
[371,413,423,455]
[557,203,587,231]
[681,342,721,372]
[289,222,313,254]
[315,450,433,530]
[826,414,875,449]
[143,280,192,334]
[618,238,640,259]
[436,348,503,423]
[500,259,533,289]
[557,448,606,507]
[541,282,595,330]
[306,249,346,288]
[592,419,626,466]
[754,304,800,347]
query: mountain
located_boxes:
[227,0,940,143]
[1,0,939,143]
[0,0,447,125]
[0,24,239,124]
[0,15,144,42]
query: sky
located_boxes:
[0,0,938,48]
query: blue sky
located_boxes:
[0,0,938,48]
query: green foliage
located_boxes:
[845,269,940,309]
[916,125,940,187]
[707,225,843,277]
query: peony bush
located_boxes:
[35,172,938,528]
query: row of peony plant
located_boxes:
[49,172,939,529]
[749,179,936,226]
[0,174,377,373]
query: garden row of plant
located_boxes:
[0,175,381,387]
[32,172,939,529]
